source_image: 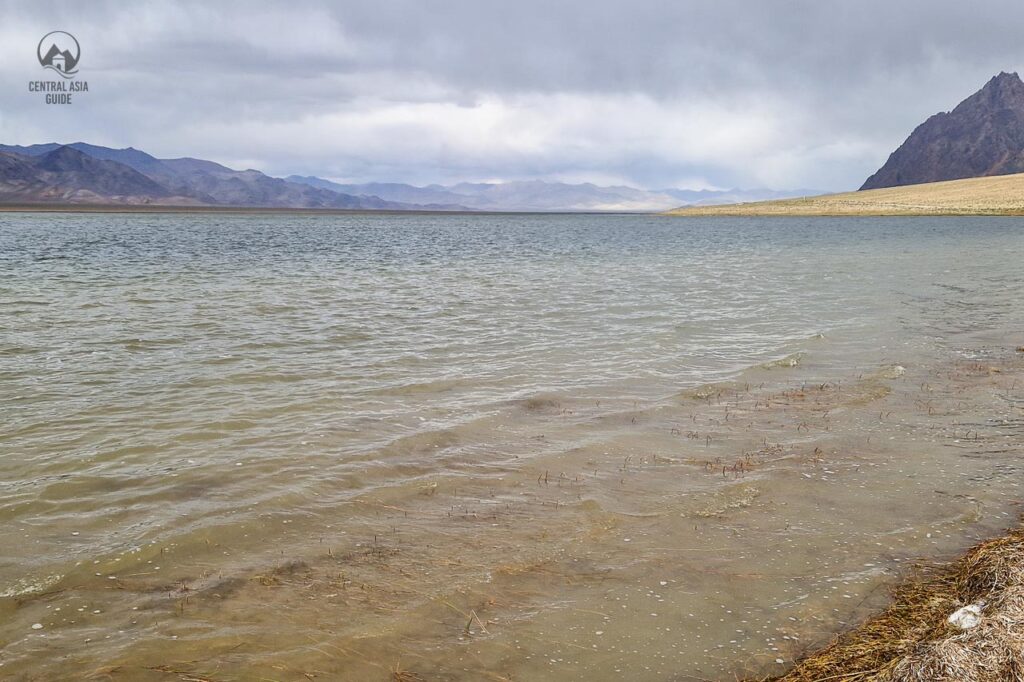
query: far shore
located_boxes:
[0,203,651,216]
[0,202,479,216]
[666,172,1024,216]
[13,172,1024,217]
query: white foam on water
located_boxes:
[0,574,63,599]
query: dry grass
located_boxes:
[754,520,1024,682]
[667,173,1024,216]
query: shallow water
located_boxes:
[1,213,1024,680]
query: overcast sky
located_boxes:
[1,0,1022,190]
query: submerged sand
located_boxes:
[7,346,1024,680]
[666,173,1024,216]
[5,214,1024,681]
[755,521,1024,682]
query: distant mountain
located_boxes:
[862,71,1024,190]
[655,187,822,206]
[0,146,190,204]
[0,141,815,211]
[287,177,474,207]
[286,175,817,212]
[0,143,457,210]
[447,180,681,211]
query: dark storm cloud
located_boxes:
[1,0,1022,189]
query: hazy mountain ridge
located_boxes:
[862,71,1024,190]
[286,175,816,211]
[0,147,198,205]
[0,141,816,211]
[655,187,823,206]
[0,143,457,209]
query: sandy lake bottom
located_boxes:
[2,213,1024,680]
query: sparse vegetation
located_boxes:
[666,173,1024,216]
[753,521,1024,682]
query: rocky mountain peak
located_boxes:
[861,71,1024,190]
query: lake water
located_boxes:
[2,212,1024,680]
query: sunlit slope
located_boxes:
[666,173,1024,216]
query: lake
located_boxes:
[2,212,1024,680]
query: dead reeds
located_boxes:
[754,520,1024,682]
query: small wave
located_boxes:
[515,394,563,412]
[761,352,804,370]
[876,364,906,379]
[685,380,741,402]
[690,484,761,518]
[365,377,474,397]
[0,573,63,599]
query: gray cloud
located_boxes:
[1,0,1022,190]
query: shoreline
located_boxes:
[753,519,1024,681]
[666,172,1024,216]
[0,203,649,216]
[669,210,1024,217]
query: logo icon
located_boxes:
[37,31,80,78]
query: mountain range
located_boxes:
[285,175,818,212]
[0,141,816,212]
[9,70,1024,209]
[862,71,1024,189]
[0,143,456,210]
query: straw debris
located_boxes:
[756,521,1024,682]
